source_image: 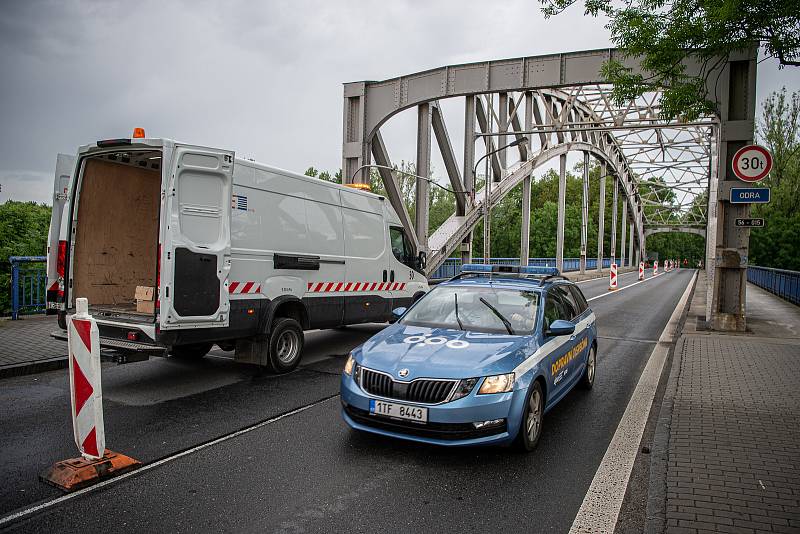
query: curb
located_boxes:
[0,356,68,379]
[644,273,698,534]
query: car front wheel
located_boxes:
[516,380,544,451]
[579,345,596,390]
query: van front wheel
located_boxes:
[268,317,304,373]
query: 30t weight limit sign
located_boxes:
[732,145,772,182]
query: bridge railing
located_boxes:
[9,256,47,320]
[747,266,800,306]
[430,257,626,280]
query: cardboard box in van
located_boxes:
[135,286,155,314]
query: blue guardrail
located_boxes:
[9,256,47,320]
[430,257,626,280]
[747,266,800,306]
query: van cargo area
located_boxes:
[71,150,161,322]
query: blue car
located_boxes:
[340,264,597,451]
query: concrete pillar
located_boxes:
[597,163,606,271]
[580,152,589,273]
[610,178,618,265]
[521,174,531,266]
[620,199,627,268]
[416,103,431,249]
[556,154,567,273]
[708,49,758,332]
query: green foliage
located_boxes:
[750,88,800,270]
[0,201,52,315]
[541,0,800,120]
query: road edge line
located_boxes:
[568,270,697,534]
[0,395,340,527]
[585,271,667,302]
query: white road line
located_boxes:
[585,272,665,302]
[569,270,697,534]
[0,396,338,527]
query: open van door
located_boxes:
[46,153,75,313]
[160,144,234,329]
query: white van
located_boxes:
[48,135,428,372]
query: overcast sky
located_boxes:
[1,0,798,204]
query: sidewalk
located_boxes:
[0,315,67,378]
[652,273,800,533]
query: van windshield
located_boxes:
[401,285,540,335]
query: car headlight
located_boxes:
[344,354,355,376]
[477,373,515,394]
[450,378,479,401]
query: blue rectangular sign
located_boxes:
[730,187,770,204]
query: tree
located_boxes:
[0,201,52,315]
[540,0,800,120]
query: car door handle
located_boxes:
[390,270,395,282]
[570,334,577,341]
[383,270,387,282]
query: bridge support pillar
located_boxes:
[708,49,757,332]
[416,103,432,250]
[620,199,627,268]
[629,222,634,269]
[610,178,618,265]
[597,163,606,271]
[556,154,567,273]
[580,152,589,273]
[521,174,531,266]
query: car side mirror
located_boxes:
[390,307,407,323]
[417,251,427,270]
[546,319,575,337]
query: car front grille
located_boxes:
[360,368,456,404]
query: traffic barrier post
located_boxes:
[639,261,644,281]
[654,261,659,275]
[608,263,618,291]
[40,298,140,491]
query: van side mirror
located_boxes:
[546,319,574,337]
[390,307,407,322]
[417,251,427,270]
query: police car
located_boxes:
[340,264,597,450]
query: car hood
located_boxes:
[356,322,536,380]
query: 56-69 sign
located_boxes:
[732,145,772,182]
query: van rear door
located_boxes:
[46,153,76,313]
[160,145,234,329]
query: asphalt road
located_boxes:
[0,268,694,533]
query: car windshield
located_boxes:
[401,285,540,335]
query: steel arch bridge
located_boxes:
[342,47,757,331]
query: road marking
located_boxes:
[569,270,697,533]
[574,270,640,285]
[585,272,665,302]
[0,395,339,527]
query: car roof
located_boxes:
[438,275,574,292]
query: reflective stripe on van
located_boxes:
[306,282,406,293]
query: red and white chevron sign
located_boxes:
[654,260,659,275]
[67,298,105,460]
[608,263,618,291]
[639,261,645,281]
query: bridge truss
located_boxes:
[343,48,756,330]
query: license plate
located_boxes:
[369,399,428,423]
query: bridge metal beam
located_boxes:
[430,101,467,215]
[580,151,589,273]
[556,153,567,273]
[597,163,606,271]
[416,103,432,249]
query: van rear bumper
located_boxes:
[50,329,167,355]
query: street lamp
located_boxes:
[349,164,457,194]
[473,137,529,262]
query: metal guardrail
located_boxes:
[430,257,627,280]
[747,266,800,306]
[9,256,47,320]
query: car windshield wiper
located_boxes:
[479,297,515,335]
[454,293,465,331]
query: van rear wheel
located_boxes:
[171,342,213,359]
[267,318,304,373]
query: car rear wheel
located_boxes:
[267,317,304,374]
[515,380,544,451]
[579,345,596,390]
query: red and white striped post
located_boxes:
[654,260,659,275]
[40,297,140,491]
[68,298,105,459]
[639,261,645,281]
[608,263,618,291]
